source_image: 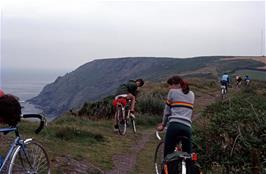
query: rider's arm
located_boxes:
[162,90,173,126]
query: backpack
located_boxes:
[0,95,21,126]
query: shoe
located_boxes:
[113,125,119,132]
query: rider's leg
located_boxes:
[163,123,178,157]
[127,93,136,113]
[180,125,192,154]
[178,124,192,174]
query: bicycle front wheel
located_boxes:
[154,141,164,174]
[131,117,136,134]
[116,106,127,135]
[8,139,50,174]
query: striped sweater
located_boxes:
[162,88,195,128]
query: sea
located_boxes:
[0,69,67,115]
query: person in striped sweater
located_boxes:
[157,75,195,157]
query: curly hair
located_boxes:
[0,95,21,126]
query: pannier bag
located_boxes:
[0,95,21,126]
[163,151,201,174]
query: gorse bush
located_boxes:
[136,93,165,115]
[78,83,168,119]
[193,89,266,173]
[135,113,162,127]
[78,96,115,119]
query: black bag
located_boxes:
[163,151,201,174]
[162,151,187,174]
[0,95,21,126]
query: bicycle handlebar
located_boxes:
[155,131,162,141]
[21,114,47,134]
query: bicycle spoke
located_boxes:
[9,141,50,174]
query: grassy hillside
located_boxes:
[29,56,265,117]
[1,78,266,173]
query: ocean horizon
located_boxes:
[0,69,67,115]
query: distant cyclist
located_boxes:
[220,73,230,91]
[235,75,242,87]
[157,75,194,158]
[113,79,144,130]
[244,75,250,85]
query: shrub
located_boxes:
[193,90,266,173]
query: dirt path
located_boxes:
[105,132,152,174]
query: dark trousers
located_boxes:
[164,122,192,157]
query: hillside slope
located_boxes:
[28,56,265,117]
[2,79,265,174]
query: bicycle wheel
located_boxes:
[116,106,127,135]
[221,88,226,100]
[130,117,136,134]
[154,141,164,174]
[8,140,50,174]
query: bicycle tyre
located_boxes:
[8,139,50,174]
[221,88,226,100]
[131,117,136,134]
[116,106,127,135]
[154,141,164,174]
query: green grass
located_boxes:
[0,114,144,173]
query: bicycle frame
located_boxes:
[115,98,136,135]
[0,127,20,171]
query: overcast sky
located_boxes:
[0,0,265,71]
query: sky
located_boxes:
[0,0,265,71]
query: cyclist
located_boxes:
[235,75,242,87]
[113,79,144,130]
[156,75,194,158]
[244,75,250,85]
[220,72,230,91]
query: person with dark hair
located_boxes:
[0,90,22,126]
[113,79,144,131]
[157,76,195,157]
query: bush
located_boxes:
[193,90,266,173]
[78,87,167,119]
[135,113,162,127]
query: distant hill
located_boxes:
[28,56,265,117]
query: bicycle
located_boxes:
[154,131,201,174]
[220,85,227,100]
[0,114,50,174]
[245,79,250,86]
[114,97,136,135]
